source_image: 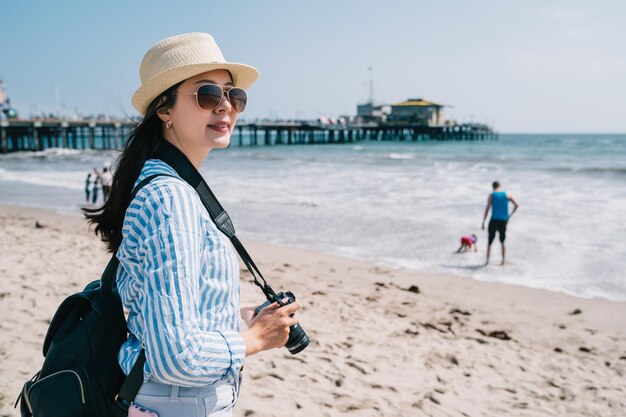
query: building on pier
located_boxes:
[387,98,445,126]
[356,97,445,126]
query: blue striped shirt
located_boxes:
[116,159,245,387]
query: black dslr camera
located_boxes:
[254,291,309,354]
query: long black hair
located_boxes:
[83,82,182,253]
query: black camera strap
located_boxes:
[152,139,278,301]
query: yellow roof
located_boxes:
[392,98,443,107]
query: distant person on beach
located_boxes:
[85,172,93,204]
[84,173,92,203]
[82,33,300,417]
[482,181,519,265]
[100,166,112,201]
[91,167,101,204]
[456,234,478,253]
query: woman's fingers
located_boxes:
[277,301,301,316]
[257,300,301,318]
[285,316,299,328]
[258,302,280,314]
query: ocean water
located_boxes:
[1,134,625,301]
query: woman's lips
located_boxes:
[207,123,229,133]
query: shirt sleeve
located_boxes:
[134,180,245,386]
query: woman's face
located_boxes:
[161,69,240,164]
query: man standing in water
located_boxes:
[482,181,519,265]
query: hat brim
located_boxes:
[131,62,259,116]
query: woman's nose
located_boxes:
[214,92,233,113]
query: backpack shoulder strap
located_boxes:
[116,349,146,407]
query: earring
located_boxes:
[166,121,172,129]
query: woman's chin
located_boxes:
[207,134,231,149]
[214,139,231,149]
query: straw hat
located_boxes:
[131,32,260,116]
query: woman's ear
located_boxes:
[155,96,170,124]
[156,108,169,124]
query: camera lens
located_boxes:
[286,323,309,354]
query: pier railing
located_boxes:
[0,119,497,153]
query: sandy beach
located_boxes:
[1,204,625,417]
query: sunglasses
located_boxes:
[174,84,247,113]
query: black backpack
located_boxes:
[16,177,159,417]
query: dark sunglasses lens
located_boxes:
[228,88,247,113]
[196,85,223,110]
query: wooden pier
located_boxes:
[0,119,497,153]
[237,122,497,146]
[0,120,134,153]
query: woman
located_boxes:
[84,32,300,417]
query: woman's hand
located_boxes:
[240,301,301,356]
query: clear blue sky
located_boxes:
[2,0,625,133]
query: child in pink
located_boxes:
[457,234,478,253]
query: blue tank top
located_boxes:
[491,191,509,221]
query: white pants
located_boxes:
[133,374,242,417]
